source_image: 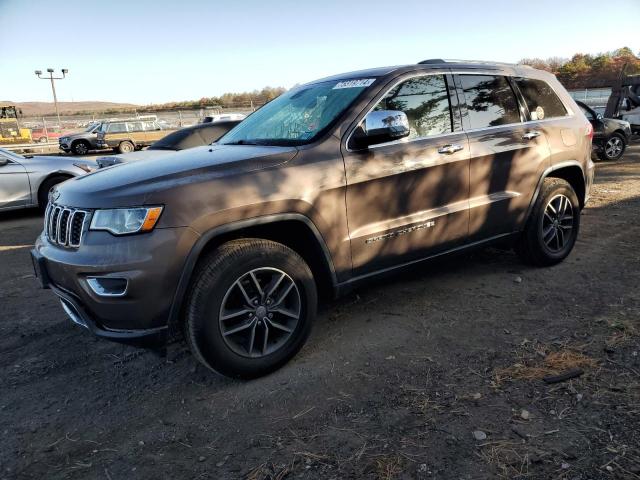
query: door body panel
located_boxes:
[453,72,552,240]
[0,159,31,209]
[343,132,470,276]
[465,124,550,239]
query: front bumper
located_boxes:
[31,226,199,348]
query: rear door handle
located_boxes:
[522,131,541,140]
[437,144,464,155]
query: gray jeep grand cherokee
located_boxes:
[31,60,595,378]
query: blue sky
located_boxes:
[1,0,638,104]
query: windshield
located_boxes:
[218,78,376,146]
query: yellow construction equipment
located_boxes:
[0,104,32,144]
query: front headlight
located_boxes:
[90,206,163,235]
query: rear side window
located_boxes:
[107,122,127,134]
[459,75,521,129]
[515,78,568,120]
[374,74,452,139]
[128,122,144,132]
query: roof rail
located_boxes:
[418,58,531,68]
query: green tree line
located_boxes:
[519,47,640,89]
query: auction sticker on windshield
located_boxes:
[333,79,376,89]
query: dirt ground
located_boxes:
[1,146,639,480]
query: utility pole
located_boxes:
[35,68,68,126]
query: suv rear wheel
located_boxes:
[516,178,580,266]
[118,141,134,154]
[598,133,626,161]
[185,239,317,378]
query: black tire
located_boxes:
[185,239,317,379]
[598,133,626,161]
[72,140,90,155]
[118,141,134,154]
[37,175,71,210]
[515,178,580,267]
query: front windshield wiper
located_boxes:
[222,139,262,146]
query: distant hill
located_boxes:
[3,101,140,117]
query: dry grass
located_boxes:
[606,319,640,347]
[494,348,598,384]
[373,454,404,480]
[477,440,534,479]
[245,462,291,480]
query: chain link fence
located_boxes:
[14,104,259,146]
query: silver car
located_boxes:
[0,148,97,211]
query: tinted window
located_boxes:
[107,122,127,133]
[374,75,452,139]
[460,75,521,128]
[515,78,568,120]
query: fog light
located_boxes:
[86,277,128,297]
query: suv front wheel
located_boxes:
[185,239,317,378]
[516,178,580,266]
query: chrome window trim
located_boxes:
[368,130,466,150]
[345,70,577,152]
[453,71,575,127]
[344,71,455,153]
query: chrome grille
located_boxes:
[44,204,89,248]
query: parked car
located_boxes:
[0,147,96,211]
[576,101,631,161]
[96,120,241,168]
[201,113,246,124]
[95,119,175,154]
[32,60,594,378]
[30,127,70,144]
[59,122,108,155]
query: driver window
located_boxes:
[373,75,452,139]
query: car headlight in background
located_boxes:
[90,207,163,235]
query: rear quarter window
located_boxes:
[515,78,568,120]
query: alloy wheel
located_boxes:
[218,267,301,358]
[542,194,574,253]
[605,136,623,159]
[75,143,88,155]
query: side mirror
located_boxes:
[0,157,9,167]
[351,110,410,149]
[596,113,604,121]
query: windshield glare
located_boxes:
[219,79,375,146]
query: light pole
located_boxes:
[35,68,68,126]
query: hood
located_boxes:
[54,144,298,208]
[60,131,95,140]
[23,155,97,167]
[97,149,177,168]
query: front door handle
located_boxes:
[437,144,464,155]
[522,131,541,140]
